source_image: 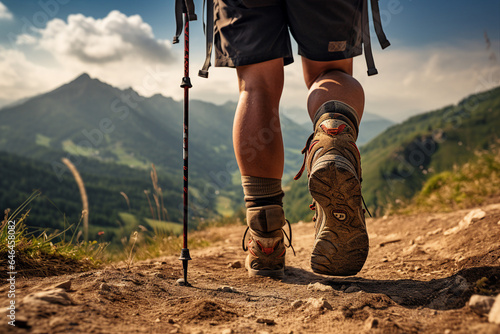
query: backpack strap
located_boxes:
[173,0,197,44]
[371,0,391,49]
[362,0,391,76]
[199,0,214,78]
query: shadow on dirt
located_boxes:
[317,266,500,310]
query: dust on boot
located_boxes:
[243,205,288,279]
[295,100,369,276]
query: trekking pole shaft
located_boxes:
[183,13,189,250]
[179,12,192,267]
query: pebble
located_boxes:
[221,329,234,334]
[23,289,73,306]
[53,280,72,291]
[444,209,486,235]
[344,285,361,293]
[307,282,334,292]
[291,300,304,309]
[364,316,379,330]
[489,294,500,325]
[227,261,242,269]
[468,295,496,315]
[307,297,333,310]
[99,283,112,291]
[218,286,237,293]
[256,318,276,325]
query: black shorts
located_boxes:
[214,0,364,67]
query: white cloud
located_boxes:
[0,47,69,101]
[353,41,500,122]
[1,7,498,123]
[0,10,184,102]
[39,10,174,64]
[0,2,13,20]
[16,34,38,45]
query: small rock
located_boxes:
[364,316,379,330]
[444,330,451,334]
[53,280,72,291]
[155,318,161,323]
[99,283,112,291]
[218,286,237,293]
[344,285,361,293]
[445,208,486,235]
[469,294,496,315]
[426,228,442,236]
[307,282,334,292]
[49,317,66,327]
[227,261,242,269]
[489,294,500,324]
[256,318,276,325]
[291,300,304,309]
[13,314,30,329]
[340,306,353,318]
[307,297,333,310]
[221,329,234,334]
[23,289,73,306]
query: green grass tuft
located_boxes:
[0,191,108,278]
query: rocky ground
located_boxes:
[2,201,500,334]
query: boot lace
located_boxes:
[294,133,314,181]
[242,219,296,256]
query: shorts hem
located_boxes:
[298,48,363,62]
[215,54,294,68]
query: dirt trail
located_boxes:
[2,201,500,334]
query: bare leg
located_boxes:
[302,58,365,122]
[234,58,285,179]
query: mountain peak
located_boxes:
[73,73,92,82]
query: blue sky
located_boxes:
[0,0,499,121]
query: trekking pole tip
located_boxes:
[176,277,192,287]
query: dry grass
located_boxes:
[62,158,89,241]
[0,192,107,279]
[399,145,500,214]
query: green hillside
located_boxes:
[0,151,188,243]
[361,86,500,214]
[0,73,312,244]
[284,86,500,220]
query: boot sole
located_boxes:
[245,255,284,279]
[309,154,369,276]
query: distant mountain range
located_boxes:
[0,73,406,239]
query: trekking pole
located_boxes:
[173,0,196,287]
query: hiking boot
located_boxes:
[295,101,369,276]
[242,205,291,279]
